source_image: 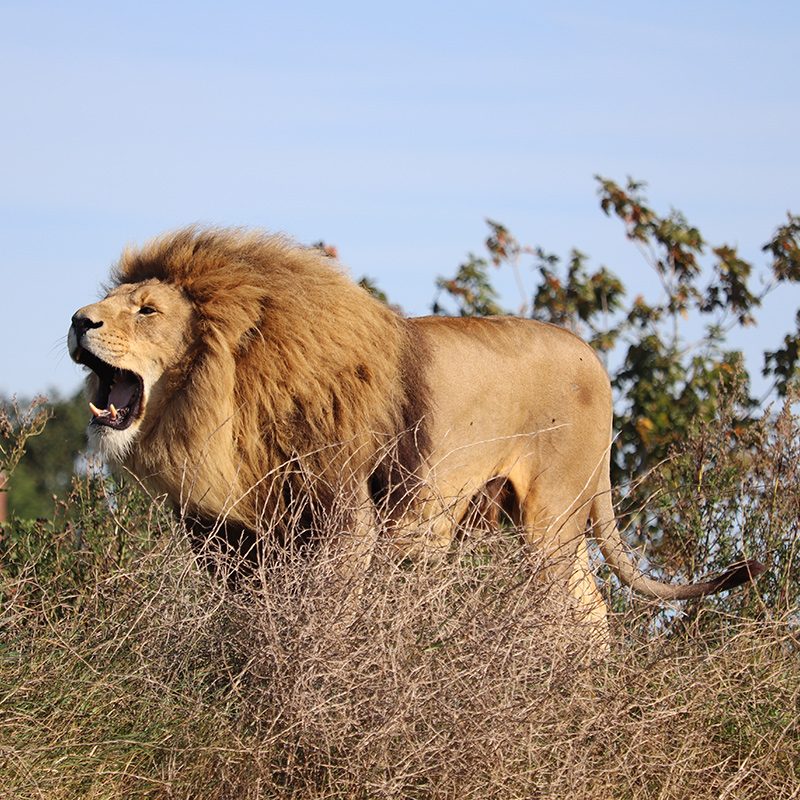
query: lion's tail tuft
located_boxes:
[589,484,765,601]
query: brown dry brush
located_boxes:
[0,404,799,799]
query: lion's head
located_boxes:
[69,227,429,541]
[69,278,195,462]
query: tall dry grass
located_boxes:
[1,519,797,799]
[1,397,798,798]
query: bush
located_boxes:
[1,403,798,798]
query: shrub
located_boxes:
[0,402,797,798]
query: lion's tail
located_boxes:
[589,470,764,601]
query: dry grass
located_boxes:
[1,516,797,800]
[1,395,798,798]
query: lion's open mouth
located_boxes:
[76,349,144,431]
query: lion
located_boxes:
[68,227,763,646]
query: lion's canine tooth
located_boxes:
[109,404,118,420]
[89,402,112,419]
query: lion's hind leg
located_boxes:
[511,474,610,656]
[568,536,610,656]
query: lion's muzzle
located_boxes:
[71,311,103,337]
[69,313,145,432]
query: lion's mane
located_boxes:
[112,227,430,550]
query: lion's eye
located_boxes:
[138,305,157,315]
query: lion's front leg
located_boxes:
[327,481,380,590]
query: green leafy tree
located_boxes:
[762,214,800,393]
[433,251,506,317]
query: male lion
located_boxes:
[68,227,762,645]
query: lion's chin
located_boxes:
[87,422,141,465]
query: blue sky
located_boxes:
[2,1,798,398]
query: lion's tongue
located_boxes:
[109,375,138,409]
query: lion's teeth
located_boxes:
[109,404,118,420]
[89,402,111,418]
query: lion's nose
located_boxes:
[71,312,103,338]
